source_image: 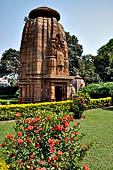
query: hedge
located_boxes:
[0,99,18,105]
[89,97,112,108]
[0,97,112,120]
[0,100,72,120]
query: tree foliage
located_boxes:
[65,32,83,75]
[0,48,19,78]
[78,55,101,85]
[94,39,113,82]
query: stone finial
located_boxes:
[29,6,60,21]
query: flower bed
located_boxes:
[0,111,90,170]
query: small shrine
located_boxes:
[19,6,74,103]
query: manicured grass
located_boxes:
[0,108,113,169]
[80,108,113,170]
[0,121,15,144]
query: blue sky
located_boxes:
[0,0,113,57]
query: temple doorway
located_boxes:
[55,86,62,101]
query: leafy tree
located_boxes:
[65,32,83,75]
[94,39,113,82]
[78,55,101,85]
[0,48,19,78]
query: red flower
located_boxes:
[10,153,16,158]
[35,144,40,148]
[17,160,23,164]
[37,167,42,170]
[5,134,15,140]
[69,148,74,152]
[18,132,22,137]
[64,121,70,128]
[67,155,69,158]
[28,138,33,142]
[56,124,64,131]
[85,146,88,150]
[30,154,35,159]
[16,112,21,118]
[39,160,44,165]
[57,151,63,155]
[50,148,55,153]
[26,118,31,123]
[65,128,68,132]
[46,116,50,120]
[24,128,28,131]
[52,155,59,160]
[39,128,43,131]
[37,136,40,141]
[83,164,89,170]
[74,123,77,127]
[0,143,4,147]
[73,132,78,135]
[17,139,23,144]
[65,137,68,143]
[34,130,38,134]
[36,118,41,121]
[18,120,21,124]
[28,125,34,130]
[48,138,55,144]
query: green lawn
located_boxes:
[0,108,113,170]
[80,108,113,170]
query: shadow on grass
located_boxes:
[102,106,113,112]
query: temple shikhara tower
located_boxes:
[19,6,74,103]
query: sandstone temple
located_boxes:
[19,6,84,103]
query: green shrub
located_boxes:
[81,82,113,98]
[1,111,90,170]
[71,93,90,119]
[89,97,112,109]
[0,101,72,120]
[0,99,18,105]
[15,89,19,98]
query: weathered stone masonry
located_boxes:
[19,6,74,103]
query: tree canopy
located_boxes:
[0,48,19,78]
[65,32,83,75]
[94,39,113,82]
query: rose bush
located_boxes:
[1,111,90,170]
